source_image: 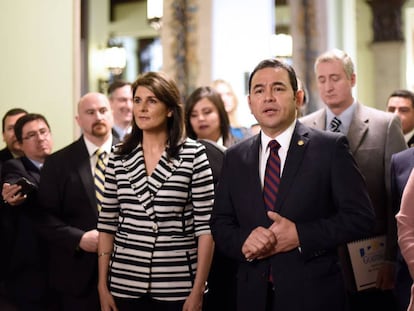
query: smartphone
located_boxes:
[14,177,36,196]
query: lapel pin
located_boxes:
[297,140,304,146]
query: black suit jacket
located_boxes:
[210,121,375,311]
[197,139,237,311]
[391,147,414,310]
[391,148,414,212]
[37,136,117,296]
[0,147,14,195]
[0,147,15,278]
[1,157,48,300]
[0,147,13,168]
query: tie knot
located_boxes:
[268,140,280,152]
[330,117,342,132]
[95,148,106,159]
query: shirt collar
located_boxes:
[113,124,131,139]
[325,101,357,135]
[27,158,43,170]
[260,119,296,152]
[83,135,113,157]
[404,127,414,144]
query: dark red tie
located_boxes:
[263,140,280,286]
[263,140,281,211]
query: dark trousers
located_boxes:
[58,288,100,311]
[394,252,412,311]
[348,289,397,311]
[114,295,185,311]
[265,282,274,311]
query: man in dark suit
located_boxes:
[391,148,414,311]
[0,107,27,310]
[210,58,375,311]
[300,49,406,310]
[386,89,414,148]
[1,113,54,310]
[37,92,118,311]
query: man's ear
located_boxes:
[350,73,356,87]
[295,89,305,109]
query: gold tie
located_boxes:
[94,148,106,211]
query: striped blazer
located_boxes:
[97,138,214,301]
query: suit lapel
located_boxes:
[347,103,368,153]
[309,109,326,130]
[21,157,41,184]
[245,135,270,223]
[74,138,96,210]
[275,122,309,213]
[148,152,182,195]
[246,135,263,196]
[121,144,184,221]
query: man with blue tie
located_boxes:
[210,58,375,311]
[300,49,406,311]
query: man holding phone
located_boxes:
[1,113,55,311]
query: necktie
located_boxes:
[329,116,342,133]
[263,140,281,211]
[94,148,106,211]
[263,140,280,285]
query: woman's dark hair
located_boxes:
[184,86,231,145]
[116,72,185,159]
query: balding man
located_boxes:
[37,93,118,311]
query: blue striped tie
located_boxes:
[94,148,106,211]
[329,117,342,133]
[263,140,281,211]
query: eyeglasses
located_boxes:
[22,128,50,141]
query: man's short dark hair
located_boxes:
[248,58,298,95]
[389,89,414,108]
[2,108,28,133]
[14,113,50,143]
[107,80,131,97]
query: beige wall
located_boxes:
[88,0,158,92]
[1,0,413,151]
[355,0,375,108]
[0,0,79,151]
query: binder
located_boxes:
[346,235,386,291]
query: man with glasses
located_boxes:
[1,113,54,311]
[108,80,133,141]
[0,108,28,309]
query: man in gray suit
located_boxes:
[300,49,406,311]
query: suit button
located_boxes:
[152,224,158,232]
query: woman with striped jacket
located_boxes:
[97,72,215,311]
